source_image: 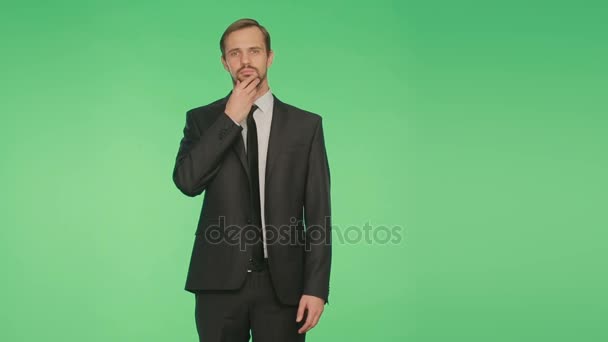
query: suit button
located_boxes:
[247,218,252,224]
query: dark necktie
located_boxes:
[246,105,265,262]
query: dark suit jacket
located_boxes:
[172,91,331,305]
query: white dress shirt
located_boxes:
[230,89,274,258]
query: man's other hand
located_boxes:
[296,294,325,334]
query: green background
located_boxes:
[1,0,606,341]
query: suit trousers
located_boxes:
[194,268,306,342]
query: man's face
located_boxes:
[221,26,274,85]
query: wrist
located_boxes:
[224,111,241,126]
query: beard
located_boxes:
[232,67,266,85]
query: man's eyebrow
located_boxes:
[227,46,263,53]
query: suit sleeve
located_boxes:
[172,110,243,197]
[302,117,332,304]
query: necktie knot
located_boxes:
[247,104,258,123]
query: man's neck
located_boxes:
[253,82,271,102]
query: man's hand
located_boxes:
[224,74,261,123]
[296,294,325,334]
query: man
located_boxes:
[172,18,332,342]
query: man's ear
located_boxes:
[220,56,229,72]
[267,50,275,68]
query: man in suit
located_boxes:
[172,18,332,341]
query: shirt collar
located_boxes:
[254,89,273,115]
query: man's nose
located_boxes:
[240,53,250,64]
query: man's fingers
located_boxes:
[298,310,317,334]
[296,303,306,322]
[298,316,311,333]
[299,309,323,334]
[238,74,257,89]
[243,77,260,92]
[298,315,313,334]
[310,313,321,330]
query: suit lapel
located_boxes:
[217,91,251,179]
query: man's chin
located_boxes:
[238,74,258,82]
[233,74,264,84]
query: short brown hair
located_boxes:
[220,18,271,58]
